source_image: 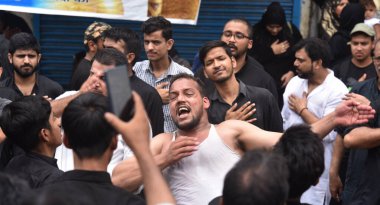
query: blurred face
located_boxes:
[203,47,236,83]
[88,60,115,96]
[373,43,380,76]
[221,21,252,59]
[144,30,173,62]
[266,24,283,36]
[365,5,377,20]
[335,0,348,17]
[350,34,373,62]
[47,112,62,148]
[169,78,208,131]
[294,48,314,79]
[8,49,41,78]
[104,38,126,54]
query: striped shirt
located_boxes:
[133,59,193,133]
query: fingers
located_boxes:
[358,73,367,82]
[227,103,238,112]
[156,82,169,89]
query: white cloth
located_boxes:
[281,70,348,205]
[133,59,193,133]
[163,125,240,205]
[365,17,380,28]
[53,91,152,173]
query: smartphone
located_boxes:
[105,65,135,121]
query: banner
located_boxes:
[0,0,201,25]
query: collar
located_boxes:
[209,80,249,102]
[27,151,58,167]
[7,73,40,95]
[145,57,177,76]
[59,170,112,184]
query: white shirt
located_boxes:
[282,70,348,205]
[54,91,152,174]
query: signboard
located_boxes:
[0,0,201,25]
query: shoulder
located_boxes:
[171,61,193,75]
[245,84,274,99]
[133,60,150,72]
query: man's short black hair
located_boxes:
[62,93,116,159]
[92,47,128,67]
[103,27,142,66]
[274,124,325,199]
[224,18,253,39]
[8,32,40,55]
[0,96,51,151]
[142,16,172,40]
[169,73,206,97]
[199,40,233,66]
[293,38,332,68]
[223,149,289,205]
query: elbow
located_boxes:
[343,134,356,149]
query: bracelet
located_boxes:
[299,107,308,115]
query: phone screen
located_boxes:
[105,65,134,121]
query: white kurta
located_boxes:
[282,70,348,205]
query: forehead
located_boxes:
[13,49,38,55]
[205,47,229,60]
[144,30,165,40]
[91,60,115,73]
[223,21,249,33]
[295,48,309,59]
[170,78,199,92]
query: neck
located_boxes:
[150,56,170,72]
[32,144,55,158]
[73,153,109,172]
[14,72,36,85]
[308,68,329,87]
[234,53,247,73]
[214,77,240,105]
[177,116,211,143]
[351,57,373,68]
[85,51,95,61]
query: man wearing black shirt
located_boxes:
[103,27,164,136]
[334,23,376,89]
[0,96,63,188]
[0,33,64,99]
[199,40,282,132]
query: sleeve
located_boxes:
[146,90,165,136]
[265,92,283,132]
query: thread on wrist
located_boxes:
[299,107,308,115]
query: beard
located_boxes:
[297,65,314,79]
[13,64,37,78]
[173,111,203,131]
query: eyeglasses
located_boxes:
[222,31,250,40]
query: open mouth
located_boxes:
[177,105,191,117]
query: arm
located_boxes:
[105,92,175,204]
[51,91,82,117]
[344,127,380,149]
[329,134,344,201]
[311,100,375,138]
[288,92,319,124]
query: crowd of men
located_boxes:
[0,2,379,205]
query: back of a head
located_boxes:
[223,149,289,205]
[0,173,30,205]
[142,16,172,40]
[8,32,40,55]
[0,96,51,152]
[274,124,325,199]
[61,93,116,159]
[294,38,332,68]
[93,47,128,67]
[103,27,141,66]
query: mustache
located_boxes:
[227,43,237,50]
[20,64,33,68]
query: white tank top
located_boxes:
[163,125,240,205]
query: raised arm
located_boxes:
[344,127,380,149]
[105,92,175,205]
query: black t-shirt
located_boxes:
[37,170,145,205]
[333,59,376,88]
[70,58,92,90]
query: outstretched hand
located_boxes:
[105,92,150,153]
[334,99,375,126]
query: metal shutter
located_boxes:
[35,0,298,89]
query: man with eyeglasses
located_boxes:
[195,18,278,122]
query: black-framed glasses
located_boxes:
[222,31,250,40]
